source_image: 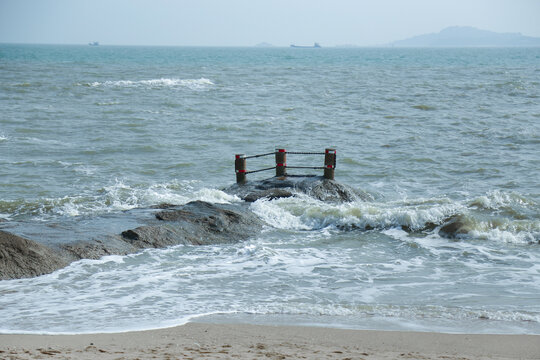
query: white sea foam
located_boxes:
[469,227,540,244]
[471,190,535,211]
[191,188,241,204]
[0,133,8,141]
[87,78,214,90]
[12,180,241,220]
[250,197,311,230]
[250,194,462,232]
[1,230,539,335]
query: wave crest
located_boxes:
[82,78,214,90]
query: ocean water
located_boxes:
[0,44,539,334]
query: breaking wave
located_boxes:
[250,191,540,244]
[82,78,214,90]
[0,180,240,221]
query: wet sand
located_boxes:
[1,323,539,359]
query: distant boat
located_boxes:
[88,41,99,46]
[290,42,321,48]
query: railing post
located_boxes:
[275,148,287,177]
[235,154,247,184]
[324,148,336,180]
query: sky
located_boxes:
[1,0,539,46]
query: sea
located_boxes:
[0,44,539,335]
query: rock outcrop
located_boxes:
[0,230,69,280]
[0,177,370,280]
[121,200,263,247]
[0,201,263,280]
[224,175,367,202]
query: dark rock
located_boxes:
[439,215,469,239]
[123,201,264,247]
[337,223,376,231]
[243,189,294,202]
[1,201,265,280]
[149,203,177,209]
[60,236,137,261]
[0,178,366,280]
[0,230,68,280]
[224,176,368,203]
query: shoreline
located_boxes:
[1,322,539,359]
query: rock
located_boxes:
[149,203,177,209]
[1,201,265,280]
[0,230,68,280]
[224,176,367,203]
[0,178,367,280]
[243,189,294,203]
[60,236,137,261]
[122,201,263,247]
[438,215,469,239]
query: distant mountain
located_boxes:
[390,26,540,47]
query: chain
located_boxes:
[286,151,326,155]
[244,167,276,174]
[243,152,275,159]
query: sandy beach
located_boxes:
[1,323,539,359]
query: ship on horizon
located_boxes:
[88,41,99,46]
[290,42,321,48]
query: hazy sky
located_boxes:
[1,0,539,46]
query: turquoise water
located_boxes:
[0,44,539,334]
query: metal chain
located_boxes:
[243,152,275,159]
[244,151,325,159]
[286,151,326,155]
[240,150,333,173]
[286,166,326,170]
[244,166,276,174]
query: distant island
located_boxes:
[254,42,274,48]
[390,26,540,47]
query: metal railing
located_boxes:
[235,148,336,183]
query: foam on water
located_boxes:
[249,191,539,244]
[252,194,459,230]
[1,225,539,334]
[84,78,214,90]
[0,180,240,220]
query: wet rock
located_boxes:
[149,203,177,209]
[0,178,368,280]
[0,230,68,280]
[438,215,469,239]
[224,175,366,203]
[60,236,137,261]
[123,201,263,247]
[337,223,376,231]
[243,189,294,203]
[1,201,265,280]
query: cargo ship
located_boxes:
[290,42,321,48]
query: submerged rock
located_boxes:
[224,175,367,203]
[438,215,469,239]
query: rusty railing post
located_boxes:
[324,148,336,180]
[235,154,247,183]
[275,148,287,177]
